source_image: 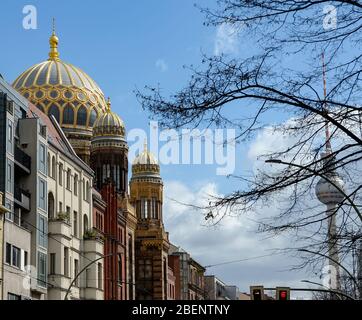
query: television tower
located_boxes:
[315,52,344,291]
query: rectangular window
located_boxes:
[98,263,102,289]
[5,200,13,221]
[38,215,47,247]
[7,293,21,300]
[38,178,47,210]
[74,259,79,287]
[64,247,69,277]
[5,243,11,264]
[59,201,63,213]
[38,143,46,174]
[141,198,147,219]
[6,160,12,193]
[12,246,21,268]
[24,251,28,268]
[74,174,78,195]
[7,120,13,153]
[73,211,78,237]
[152,197,158,219]
[86,268,90,287]
[50,253,56,274]
[118,256,123,283]
[66,206,70,224]
[37,252,47,287]
[59,164,63,186]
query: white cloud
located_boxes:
[163,179,311,294]
[214,22,241,56]
[155,59,168,72]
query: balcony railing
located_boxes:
[14,185,31,211]
[14,145,31,172]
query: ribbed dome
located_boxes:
[132,142,160,179]
[12,29,106,130]
[93,98,125,137]
[133,143,158,165]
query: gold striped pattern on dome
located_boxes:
[93,98,125,137]
[133,141,158,165]
[12,27,106,130]
[132,141,160,178]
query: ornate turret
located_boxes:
[130,142,169,300]
[90,98,128,194]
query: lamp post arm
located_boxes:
[64,253,115,300]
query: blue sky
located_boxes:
[0,0,315,297]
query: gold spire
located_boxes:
[48,18,60,61]
[106,97,111,112]
[144,138,148,152]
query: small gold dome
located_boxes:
[132,141,160,179]
[12,27,106,130]
[93,98,125,137]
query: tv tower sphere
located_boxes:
[315,172,345,205]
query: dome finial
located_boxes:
[144,138,148,152]
[48,18,60,61]
[106,97,111,112]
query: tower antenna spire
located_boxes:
[52,17,56,35]
[48,18,60,61]
[322,52,332,154]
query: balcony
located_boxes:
[14,145,31,174]
[49,218,71,240]
[14,186,30,211]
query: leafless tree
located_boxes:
[136,0,362,298]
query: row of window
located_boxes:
[47,104,98,127]
[5,243,27,269]
[47,153,90,201]
[95,211,104,232]
[49,251,102,289]
[136,198,161,220]
[168,283,176,300]
[48,195,89,236]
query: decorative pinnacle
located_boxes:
[48,18,60,61]
[144,138,148,152]
[106,97,111,112]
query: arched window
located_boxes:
[51,156,56,178]
[63,104,74,125]
[89,109,98,127]
[86,181,89,201]
[59,163,63,186]
[77,106,87,126]
[82,179,85,200]
[48,104,60,123]
[47,153,50,176]
[83,214,89,234]
[74,174,78,196]
[66,168,71,190]
[48,192,55,219]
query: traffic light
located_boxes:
[276,287,290,300]
[250,286,264,300]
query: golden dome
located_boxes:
[93,98,125,137]
[12,28,106,130]
[132,141,160,179]
[133,141,158,165]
